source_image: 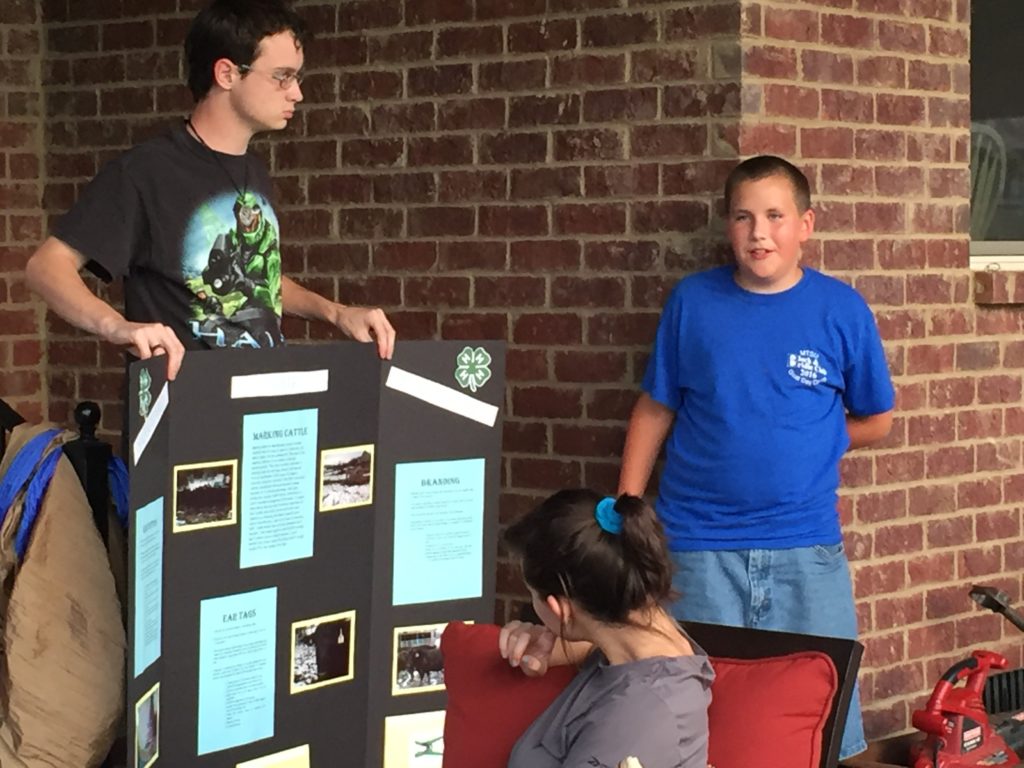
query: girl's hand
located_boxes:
[498,620,556,677]
[618,759,644,768]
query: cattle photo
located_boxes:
[290,611,356,693]
[319,444,375,511]
[392,623,447,695]
[172,460,237,531]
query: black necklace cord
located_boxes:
[185,115,249,198]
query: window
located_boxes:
[970,0,1024,269]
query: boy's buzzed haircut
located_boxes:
[185,0,311,102]
[724,155,812,213]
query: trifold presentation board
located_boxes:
[126,341,505,768]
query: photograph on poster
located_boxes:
[290,610,356,694]
[391,622,463,696]
[319,444,375,511]
[172,459,238,532]
[135,682,160,768]
[383,710,445,768]
[236,744,310,768]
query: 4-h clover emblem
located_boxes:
[454,346,492,393]
[138,368,152,419]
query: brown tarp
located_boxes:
[0,423,125,767]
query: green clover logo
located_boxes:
[138,368,152,419]
[454,346,492,393]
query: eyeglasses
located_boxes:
[236,63,304,90]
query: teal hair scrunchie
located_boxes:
[594,496,623,535]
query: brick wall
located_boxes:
[1,0,46,423]
[24,0,1024,742]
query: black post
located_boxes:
[62,401,112,545]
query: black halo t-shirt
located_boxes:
[53,122,285,350]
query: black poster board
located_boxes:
[126,341,504,768]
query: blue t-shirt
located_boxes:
[643,266,894,551]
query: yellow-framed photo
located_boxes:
[290,610,356,694]
[319,444,375,511]
[134,682,160,768]
[172,459,238,532]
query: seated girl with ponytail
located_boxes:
[499,489,714,768]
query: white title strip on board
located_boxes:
[385,366,498,427]
[132,382,169,466]
[230,369,329,399]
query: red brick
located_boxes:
[925,445,973,478]
[372,174,436,204]
[408,136,472,167]
[505,349,548,382]
[440,313,507,340]
[476,0,546,19]
[511,167,581,199]
[582,13,657,48]
[930,26,967,57]
[338,0,400,29]
[371,103,435,135]
[553,424,625,457]
[855,130,906,161]
[664,84,740,119]
[339,71,402,101]
[855,202,905,233]
[855,489,908,523]
[408,206,475,237]
[802,127,853,158]
[439,241,506,271]
[438,26,503,56]
[739,124,797,156]
[513,314,581,345]
[551,277,625,308]
[368,31,432,63]
[480,132,547,165]
[632,125,707,157]
[336,208,403,240]
[508,19,576,53]
[479,205,548,236]
[632,200,708,234]
[553,129,624,161]
[510,457,581,491]
[553,203,626,235]
[480,60,547,92]
[438,98,506,130]
[552,54,625,86]
[510,241,580,271]
[957,479,1003,511]
[821,89,873,123]
[800,50,854,84]
[405,0,472,24]
[437,171,507,202]
[632,49,697,83]
[408,65,472,97]
[764,84,819,119]
[587,313,660,345]
[877,94,926,126]
[665,5,739,41]
[855,560,905,598]
[956,342,1000,371]
[764,7,819,42]
[745,45,797,79]
[404,276,470,308]
[583,88,657,122]
[475,276,545,308]
[586,165,659,197]
[509,94,581,127]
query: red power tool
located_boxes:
[909,650,1018,767]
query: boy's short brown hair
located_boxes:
[724,155,812,213]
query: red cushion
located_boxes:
[441,623,837,768]
[707,652,838,768]
[441,621,577,768]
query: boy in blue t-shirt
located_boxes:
[618,155,894,760]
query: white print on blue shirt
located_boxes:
[787,349,828,387]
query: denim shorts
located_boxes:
[670,545,867,760]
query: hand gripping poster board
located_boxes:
[126,341,504,768]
